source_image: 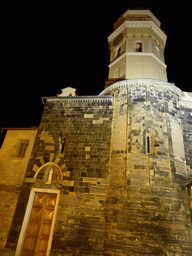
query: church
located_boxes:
[0,8,192,256]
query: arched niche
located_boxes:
[34,162,63,184]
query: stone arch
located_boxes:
[34,162,63,182]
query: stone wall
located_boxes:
[4,80,192,255]
[103,80,192,255]
[181,100,192,181]
[6,96,113,254]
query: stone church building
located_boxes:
[0,9,192,256]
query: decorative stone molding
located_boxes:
[42,96,113,104]
[108,20,167,47]
[99,79,183,98]
[108,52,167,69]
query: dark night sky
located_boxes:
[1,3,191,146]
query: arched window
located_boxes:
[135,42,142,52]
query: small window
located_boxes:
[15,140,29,158]
[146,136,150,154]
[146,133,157,155]
[135,42,142,52]
[60,135,67,154]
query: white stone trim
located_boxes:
[15,188,60,256]
[122,9,161,27]
[43,96,113,104]
[108,20,167,47]
[99,79,183,97]
[108,52,167,69]
[181,100,192,109]
[33,162,63,181]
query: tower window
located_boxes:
[135,42,142,52]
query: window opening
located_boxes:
[146,136,150,154]
[135,42,142,52]
[146,133,157,155]
[61,137,66,154]
[15,140,29,158]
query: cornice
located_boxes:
[42,96,113,104]
[181,92,192,108]
[108,52,167,69]
[99,79,183,98]
[108,20,167,47]
[181,100,192,109]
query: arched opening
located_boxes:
[16,162,63,255]
[34,162,63,181]
[15,188,60,256]
[135,42,142,52]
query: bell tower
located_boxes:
[107,9,167,85]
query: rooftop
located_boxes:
[113,9,161,31]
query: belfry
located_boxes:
[0,8,192,256]
[108,9,167,82]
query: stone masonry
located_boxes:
[3,80,192,255]
[1,8,192,256]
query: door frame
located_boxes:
[15,188,60,256]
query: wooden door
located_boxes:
[21,193,57,256]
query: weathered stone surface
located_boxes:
[0,129,37,249]
[4,81,192,255]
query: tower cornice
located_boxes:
[108,52,167,69]
[108,20,167,47]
